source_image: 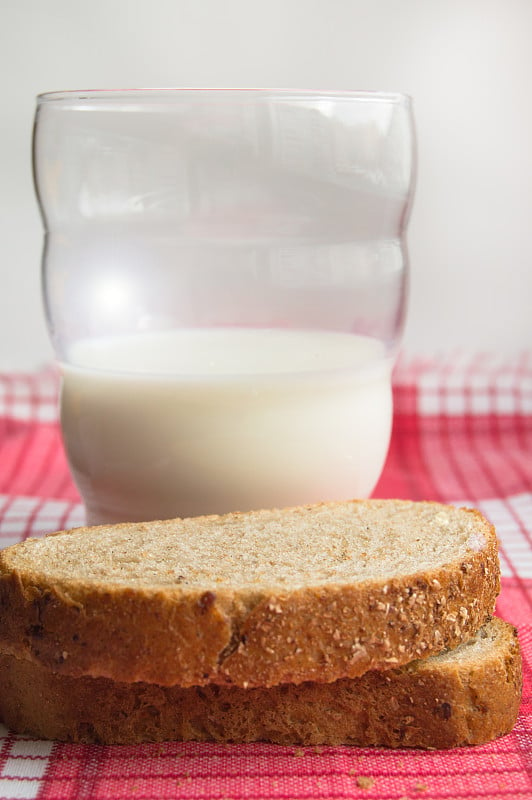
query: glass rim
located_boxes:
[36,87,412,106]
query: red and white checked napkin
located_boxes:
[0,352,530,800]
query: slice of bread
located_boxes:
[0,500,500,688]
[0,618,520,748]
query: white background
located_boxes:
[1,0,531,370]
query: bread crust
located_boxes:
[0,501,500,688]
[0,618,521,748]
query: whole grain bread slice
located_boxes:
[0,500,500,688]
[0,618,520,747]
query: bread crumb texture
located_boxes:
[3,500,493,589]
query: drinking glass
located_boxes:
[33,89,416,524]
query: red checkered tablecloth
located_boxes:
[0,352,530,800]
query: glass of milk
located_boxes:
[33,89,416,524]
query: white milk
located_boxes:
[60,328,393,524]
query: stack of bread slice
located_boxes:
[0,499,522,747]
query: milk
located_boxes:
[60,328,393,524]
